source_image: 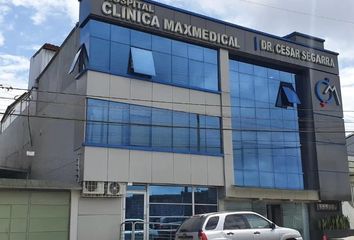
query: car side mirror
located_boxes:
[270,223,276,230]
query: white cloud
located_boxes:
[0,54,30,87]
[341,67,354,131]
[0,54,29,117]
[6,0,79,25]
[0,32,4,46]
[0,4,10,24]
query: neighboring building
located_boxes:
[0,0,350,240]
[343,135,354,228]
[346,135,354,194]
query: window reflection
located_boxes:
[229,60,303,190]
[82,20,219,92]
[86,99,222,155]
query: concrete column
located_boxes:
[70,190,80,240]
[219,49,234,197]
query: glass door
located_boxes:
[125,191,147,240]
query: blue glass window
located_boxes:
[152,108,172,150]
[85,99,222,155]
[90,38,110,71]
[243,170,259,187]
[172,40,188,57]
[204,49,218,64]
[239,62,253,74]
[153,52,172,83]
[172,56,189,86]
[108,102,129,146]
[189,60,204,89]
[229,72,239,98]
[276,82,301,108]
[173,112,190,152]
[150,204,192,216]
[131,30,151,49]
[194,187,217,204]
[82,20,219,92]
[152,36,171,54]
[148,186,217,220]
[89,20,110,39]
[86,99,108,145]
[195,205,218,215]
[110,42,130,75]
[111,25,130,44]
[260,172,275,188]
[205,116,221,154]
[130,47,156,76]
[149,186,192,203]
[204,63,218,91]
[190,114,199,153]
[282,86,301,104]
[130,105,151,147]
[188,45,204,61]
[69,44,88,74]
[229,60,303,190]
[254,66,267,77]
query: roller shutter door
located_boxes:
[0,191,70,240]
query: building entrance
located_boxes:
[125,190,147,240]
[267,204,283,226]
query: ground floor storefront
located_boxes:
[111,185,311,240]
[73,184,345,240]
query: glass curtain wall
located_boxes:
[80,20,219,92]
[86,99,222,155]
[149,186,218,223]
[229,60,304,190]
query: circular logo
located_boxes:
[315,78,340,107]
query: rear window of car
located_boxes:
[178,216,206,232]
[205,216,219,230]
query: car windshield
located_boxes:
[178,216,206,232]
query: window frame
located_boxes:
[276,82,301,108]
[85,99,222,156]
[82,20,220,93]
[223,214,250,230]
[68,44,88,75]
[129,47,156,77]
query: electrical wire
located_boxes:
[0,111,352,135]
[1,95,354,130]
[232,0,354,25]
[1,85,354,114]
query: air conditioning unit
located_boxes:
[106,182,126,197]
[82,181,105,195]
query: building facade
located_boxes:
[0,0,350,240]
[343,135,354,228]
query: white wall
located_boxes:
[83,147,224,186]
[83,71,224,187]
[343,202,354,229]
[77,197,123,240]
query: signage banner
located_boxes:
[101,0,241,49]
[80,0,339,72]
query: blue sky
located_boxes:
[0,0,354,132]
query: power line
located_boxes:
[1,111,352,135]
[1,85,354,114]
[1,95,354,126]
[229,0,354,25]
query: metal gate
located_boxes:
[120,221,181,240]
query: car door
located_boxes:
[222,214,255,240]
[244,214,280,240]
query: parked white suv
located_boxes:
[175,211,303,240]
